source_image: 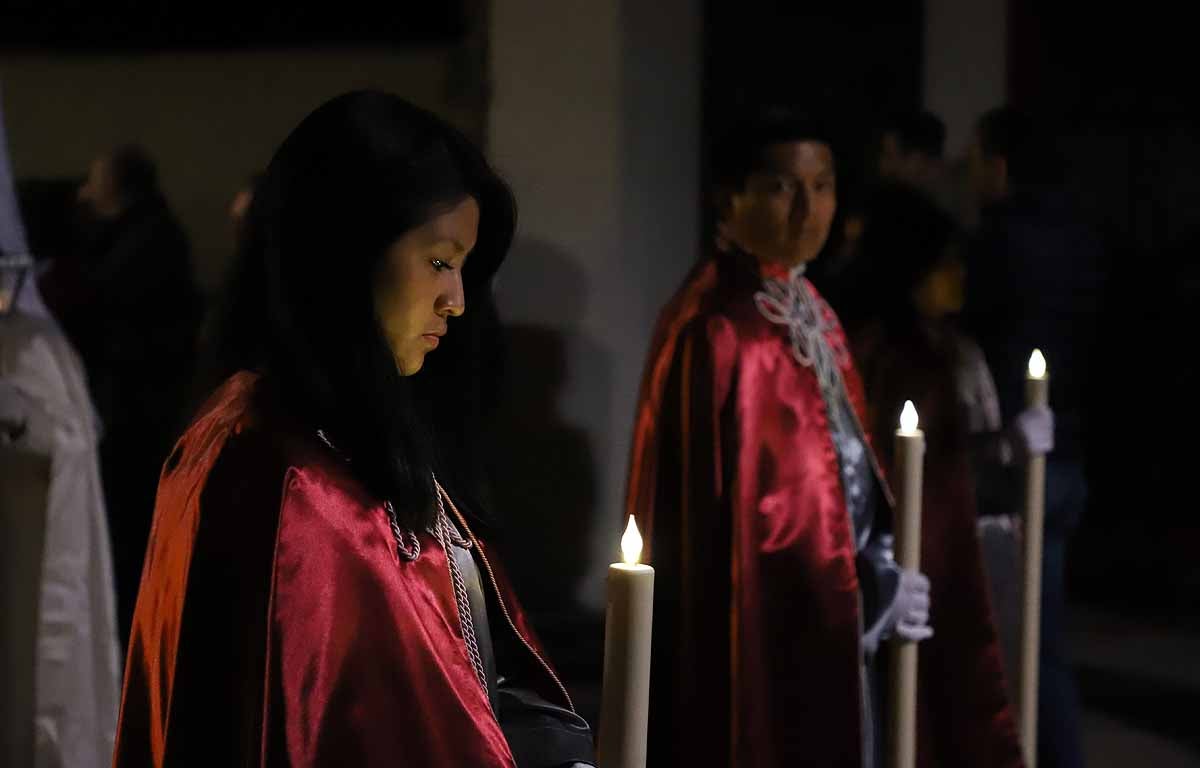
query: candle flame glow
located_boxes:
[899,400,919,433]
[621,515,643,565]
[1028,349,1047,379]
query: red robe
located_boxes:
[113,372,573,767]
[853,324,1024,768]
[625,252,887,766]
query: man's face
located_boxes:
[722,141,837,267]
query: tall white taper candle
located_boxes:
[889,400,924,768]
[598,516,654,768]
[1019,349,1049,767]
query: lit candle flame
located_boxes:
[1028,349,1047,379]
[621,515,643,566]
[899,400,919,433]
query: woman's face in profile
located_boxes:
[373,197,479,375]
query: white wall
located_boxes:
[489,0,702,610]
[1,48,480,292]
[923,0,1007,156]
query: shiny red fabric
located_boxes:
[853,326,1025,768]
[625,252,888,767]
[113,372,569,767]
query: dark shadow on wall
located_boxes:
[486,237,609,722]
[487,321,596,613]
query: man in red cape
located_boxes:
[624,113,1018,767]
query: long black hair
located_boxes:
[217,91,515,530]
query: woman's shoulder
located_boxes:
[178,373,369,514]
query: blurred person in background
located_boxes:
[815,111,952,334]
[63,144,201,646]
[966,106,1104,768]
[852,185,1055,767]
[877,110,952,211]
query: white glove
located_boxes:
[1014,405,1054,456]
[892,569,933,643]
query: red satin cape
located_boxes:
[624,253,885,767]
[112,372,571,767]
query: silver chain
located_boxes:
[383,500,421,561]
[314,429,488,697]
[754,268,861,440]
[433,475,489,697]
[752,271,893,512]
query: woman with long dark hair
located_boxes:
[113,92,593,767]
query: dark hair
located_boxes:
[857,184,958,326]
[884,110,946,159]
[217,91,515,530]
[977,106,1063,187]
[108,144,161,208]
[711,108,838,191]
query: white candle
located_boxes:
[1019,349,1049,767]
[889,400,924,768]
[598,516,655,768]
